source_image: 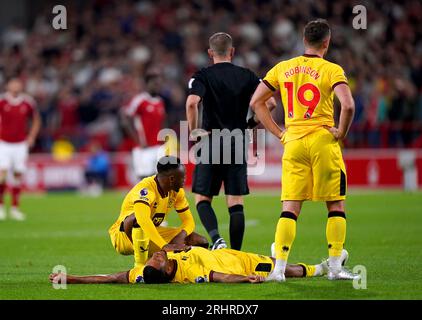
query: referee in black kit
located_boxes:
[186,32,276,250]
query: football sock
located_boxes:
[132,226,149,268]
[297,263,318,277]
[326,211,346,271]
[228,204,245,250]
[11,185,21,207]
[196,200,221,244]
[273,211,297,274]
[0,183,5,205]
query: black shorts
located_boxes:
[192,163,249,197]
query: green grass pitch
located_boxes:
[0,190,421,300]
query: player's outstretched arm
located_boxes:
[330,83,355,140]
[49,271,129,284]
[210,271,265,284]
[250,83,283,139]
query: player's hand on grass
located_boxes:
[49,273,65,284]
[49,273,57,283]
[247,275,265,283]
[162,243,191,253]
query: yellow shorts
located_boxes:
[108,219,182,256]
[218,249,275,277]
[281,128,347,201]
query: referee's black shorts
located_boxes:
[192,163,249,196]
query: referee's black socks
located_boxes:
[229,204,245,251]
[196,200,221,244]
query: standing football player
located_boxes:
[0,78,41,221]
[186,32,276,251]
[251,19,358,281]
[121,68,166,181]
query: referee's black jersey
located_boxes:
[188,62,260,132]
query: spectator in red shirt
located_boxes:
[0,78,41,220]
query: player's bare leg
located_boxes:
[9,172,25,221]
[49,271,129,284]
[267,200,303,282]
[0,170,7,220]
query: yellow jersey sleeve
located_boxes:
[173,264,211,283]
[134,202,167,249]
[263,63,281,91]
[174,188,189,212]
[173,188,194,234]
[133,185,156,207]
[178,209,195,235]
[329,64,348,89]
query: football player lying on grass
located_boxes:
[49,246,354,284]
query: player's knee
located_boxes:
[326,200,345,212]
[195,195,212,205]
[226,196,243,208]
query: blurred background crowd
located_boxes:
[0,0,421,152]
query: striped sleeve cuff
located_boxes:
[332,81,348,90]
[262,79,276,91]
[134,200,150,207]
[176,206,189,213]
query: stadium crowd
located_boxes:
[0,0,421,152]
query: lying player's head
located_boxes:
[156,156,185,192]
[208,32,234,60]
[7,78,23,97]
[143,250,173,284]
[303,19,331,54]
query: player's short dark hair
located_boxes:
[143,265,172,284]
[156,156,182,174]
[209,32,233,56]
[144,68,161,83]
[303,19,330,48]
